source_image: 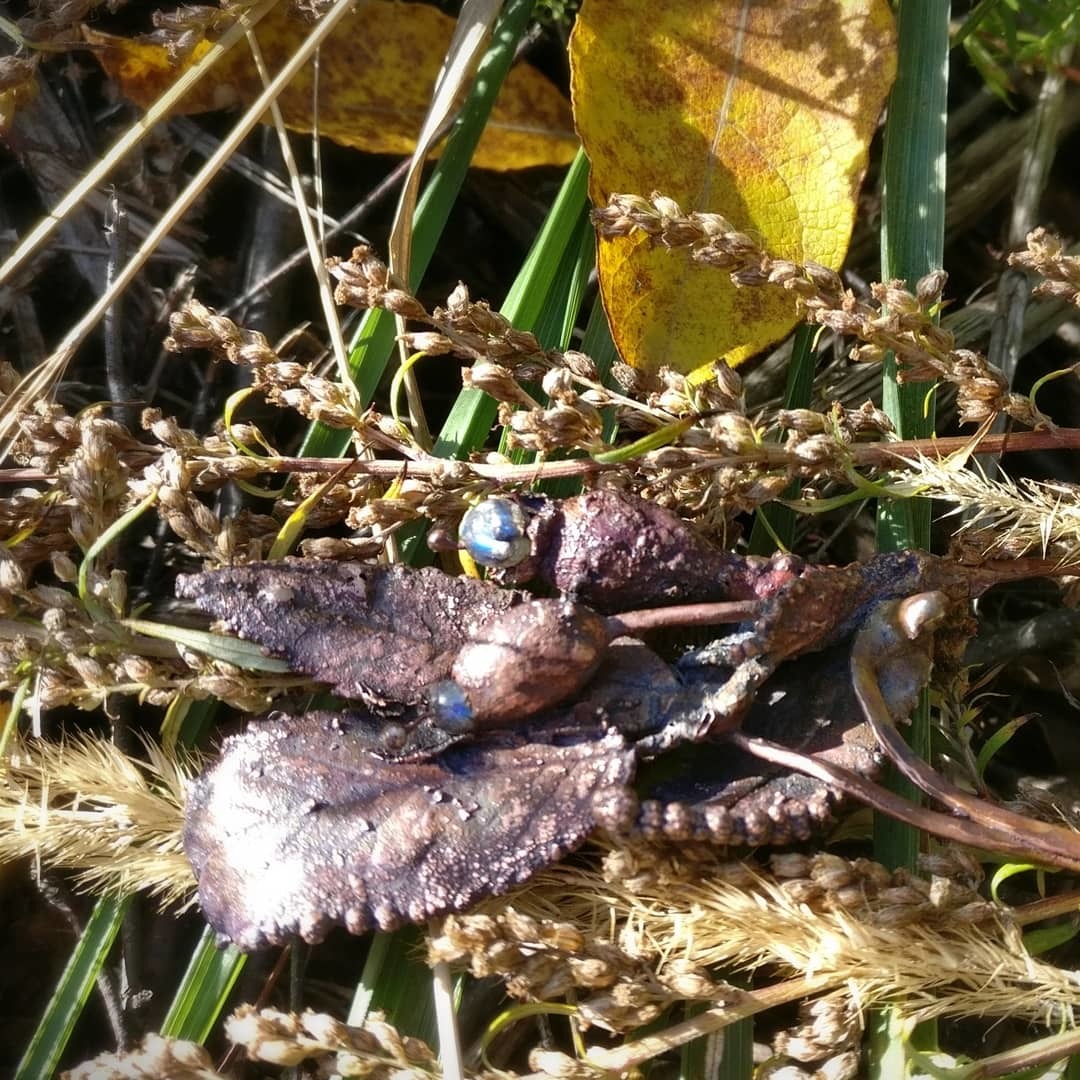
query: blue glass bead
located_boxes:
[428,679,476,734]
[459,498,531,568]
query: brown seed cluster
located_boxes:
[598,843,994,932]
[165,299,366,434]
[768,848,993,929]
[0,374,327,710]
[423,844,1003,1070]
[62,1033,225,1080]
[225,1004,443,1078]
[594,192,1047,428]
[323,243,898,521]
[64,1005,482,1080]
[762,996,863,1080]
[1009,227,1080,308]
[429,906,741,1033]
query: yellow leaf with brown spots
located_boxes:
[85,2,576,172]
[570,0,896,372]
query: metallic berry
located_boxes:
[459,498,531,568]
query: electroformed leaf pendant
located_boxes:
[178,558,890,947]
[181,489,1080,949]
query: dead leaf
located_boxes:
[570,0,896,371]
[85,2,577,172]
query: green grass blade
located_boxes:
[432,146,590,460]
[160,927,247,1043]
[394,148,589,559]
[580,292,619,390]
[869,2,950,1072]
[533,201,593,351]
[499,187,594,464]
[872,0,949,877]
[348,928,439,1043]
[124,618,292,674]
[299,0,539,460]
[16,894,129,1080]
[875,0,948,557]
[554,207,596,348]
[502,147,591,334]
[748,323,818,554]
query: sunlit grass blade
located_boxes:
[872,0,949,875]
[748,323,818,555]
[552,207,596,349]
[347,928,441,1043]
[869,1,949,1072]
[433,146,590,460]
[875,0,947,557]
[299,0,538,460]
[16,895,129,1080]
[501,148,591,334]
[499,177,594,464]
[580,292,619,408]
[529,201,594,354]
[160,927,247,1043]
[124,618,292,674]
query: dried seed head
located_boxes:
[791,435,839,465]
[804,261,844,295]
[916,268,948,305]
[659,959,718,999]
[771,852,813,878]
[562,350,599,380]
[0,554,26,593]
[45,552,77,584]
[779,408,827,435]
[846,401,894,436]
[529,1049,594,1078]
[542,366,576,399]
[918,848,983,883]
[64,1033,221,1080]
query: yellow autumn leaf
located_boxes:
[85,1,577,172]
[570,0,896,372]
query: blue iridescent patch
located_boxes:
[428,679,474,733]
[459,498,531,567]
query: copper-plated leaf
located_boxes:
[176,561,520,708]
[636,642,883,847]
[184,710,636,949]
[498,488,782,611]
[180,490,1046,949]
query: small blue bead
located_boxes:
[429,680,475,734]
[459,498,530,568]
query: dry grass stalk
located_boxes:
[896,453,1080,562]
[495,845,1080,1031]
[0,733,194,906]
[594,191,1048,429]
